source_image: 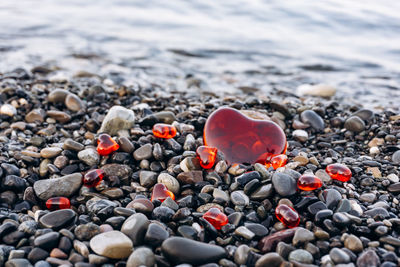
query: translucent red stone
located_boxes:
[151,183,175,202]
[326,163,352,182]
[97,133,119,156]
[196,146,218,169]
[202,207,228,230]
[83,169,105,187]
[45,197,71,211]
[275,204,300,228]
[153,123,177,139]
[297,174,323,191]
[265,154,287,169]
[204,107,286,164]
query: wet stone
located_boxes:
[121,213,150,246]
[126,247,155,267]
[288,249,313,264]
[144,223,169,247]
[33,173,82,200]
[161,237,227,265]
[300,110,325,132]
[324,189,342,210]
[330,248,350,264]
[133,144,153,160]
[65,93,85,111]
[74,223,101,241]
[272,172,296,196]
[40,147,62,158]
[344,116,366,132]
[34,231,60,250]
[63,138,84,151]
[90,230,133,259]
[157,173,180,195]
[39,209,76,230]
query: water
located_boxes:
[1,0,400,107]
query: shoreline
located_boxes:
[0,69,399,266]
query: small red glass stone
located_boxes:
[297,174,323,191]
[97,133,119,156]
[153,123,177,139]
[202,207,228,230]
[326,163,352,182]
[46,197,71,211]
[151,183,175,202]
[196,146,218,169]
[275,204,300,228]
[204,107,287,165]
[84,169,105,187]
[266,154,288,169]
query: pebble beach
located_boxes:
[0,67,399,267]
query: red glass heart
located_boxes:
[97,133,119,156]
[153,123,177,139]
[151,183,175,202]
[275,204,300,228]
[46,197,71,211]
[297,174,323,191]
[196,146,218,169]
[202,207,228,230]
[84,169,105,187]
[204,107,286,165]
[326,163,352,182]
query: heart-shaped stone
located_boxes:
[204,107,286,164]
[97,133,119,156]
[196,146,218,169]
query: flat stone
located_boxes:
[255,252,284,267]
[5,259,33,267]
[121,213,150,246]
[330,248,350,264]
[177,171,203,184]
[161,237,227,265]
[34,232,60,250]
[288,249,313,264]
[99,105,135,135]
[126,247,155,267]
[33,173,82,200]
[133,144,153,161]
[63,138,84,151]
[46,110,71,123]
[40,147,62,158]
[39,209,76,230]
[250,184,273,200]
[297,83,336,97]
[90,231,133,259]
[272,172,296,196]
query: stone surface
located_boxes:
[255,252,284,267]
[121,213,150,246]
[272,172,297,196]
[344,116,366,132]
[78,148,100,166]
[126,247,155,267]
[90,231,133,259]
[99,105,135,135]
[33,173,82,200]
[39,209,76,229]
[161,237,227,265]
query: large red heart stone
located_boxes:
[204,107,287,165]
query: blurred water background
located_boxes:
[1,0,399,107]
